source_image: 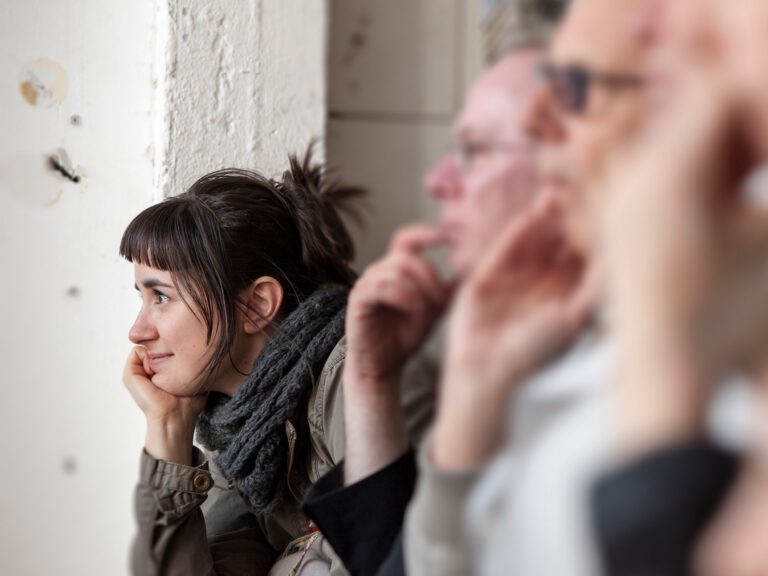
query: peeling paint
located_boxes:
[19,81,40,105]
[158,0,325,194]
[19,58,68,107]
[48,149,81,184]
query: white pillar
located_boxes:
[156,0,328,197]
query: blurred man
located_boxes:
[341,48,546,488]
[404,0,655,574]
[302,8,564,576]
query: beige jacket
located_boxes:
[132,336,436,576]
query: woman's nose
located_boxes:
[128,308,156,344]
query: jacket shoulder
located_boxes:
[307,336,347,478]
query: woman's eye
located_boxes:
[154,291,169,304]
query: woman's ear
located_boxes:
[240,277,284,334]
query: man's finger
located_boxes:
[389,253,452,312]
[472,193,562,283]
[390,224,448,254]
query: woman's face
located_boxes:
[129,263,213,396]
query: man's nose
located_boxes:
[523,84,566,143]
[426,156,463,200]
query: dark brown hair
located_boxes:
[120,145,363,384]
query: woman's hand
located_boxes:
[124,346,208,465]
[433,193,596,469]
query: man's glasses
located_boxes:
[538,62,644,115]
[453,139,535,173]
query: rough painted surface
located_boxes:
[157,0,327,197]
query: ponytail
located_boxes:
[276,143,364,287]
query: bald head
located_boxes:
[457,49,542,144]
[428,49,544,276]
[483,49,542,94]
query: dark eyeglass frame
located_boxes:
[451,139,535,172]
[538,62,645,115]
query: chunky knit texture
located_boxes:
[196,284,349,515]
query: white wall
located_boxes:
[157,0,328,194]
[328,0,483,269]
[0,1,157,574]
[0,1,327,574]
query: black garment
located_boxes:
[591,443,739,576]
[302,450,416,576]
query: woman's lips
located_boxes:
[148,354,173,369]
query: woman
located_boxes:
[122,149,363,575]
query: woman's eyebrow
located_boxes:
[135,279,175,290]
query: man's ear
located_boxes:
[240,276,284,334]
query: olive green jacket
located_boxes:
[131,336,436,576]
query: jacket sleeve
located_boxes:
[131,449,276,576]
[591,442,738,576]
[317,338,440,468]
[302,450,417,576]
[403,437,481,576]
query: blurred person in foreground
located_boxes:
[301,4,567,576]
[589,1,768,575]
[399,0,721,574]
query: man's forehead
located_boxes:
[550,0,650,70]
[456,51,541,138]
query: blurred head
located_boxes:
[526,0,652,256]
[427,50,543,277]
[121,149,361,395]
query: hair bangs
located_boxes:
[120,200,199,273]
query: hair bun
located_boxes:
[277,143,365,285]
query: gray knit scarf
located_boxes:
[196,284,349,516]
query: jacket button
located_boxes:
[193,473,212,493]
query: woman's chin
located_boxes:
[153,375,206,397]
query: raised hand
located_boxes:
[342,225,453,483]
[345,225,453,389]
[597,0,768,457]
[124,346,208,465]
[433,193,596,469]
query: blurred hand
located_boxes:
[345,225,453,391]
[598,3,768,454]
[124,346,208,464]
[342,225,453,483]
[433,193,596,469]
[607,1,768,379]
[653,0,768,156]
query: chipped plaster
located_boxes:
[154,0,328,198]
